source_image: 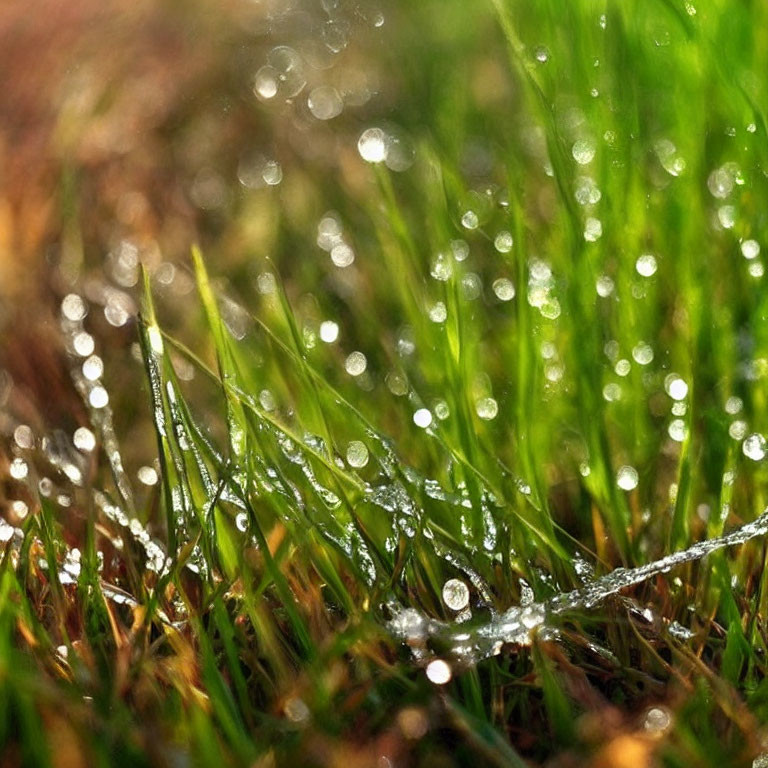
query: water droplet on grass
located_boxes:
[13,425,33,449]
[307,85,343,120]
[617,465,639,490]
[575,176,601,205]
[475,397,498,420]
[461,210,479,230]
[61,294,87,322]
[430,252,453,281]
[596,275,614,297]
[643,706,671,733]
[521,603,546,629]
[345,351,367,376]
[73,332,95,357]
[73,427,96,452]
[137,466,158,486]
[632,342,654,365]
[718,205,736,229]
[584,217,602,241]
[492,278,515,301]
[9,458,28,480]
[358,128,388,163]
[729,421,748,440]
[743,433,766,461]
[428,302,447,323]
[615,359,631,376]
[494,231,513,252]
[11,500,28,520]
[668,419,687,442]
[572,138,596,165]
[708,164,737,199]
[451,240,469,261]
[425,659,452,684]
[461,273,482,300]
[253,66,279,100]
[89,386,109,409]
[413,408,432,428]
[636,254,658,277]
[319,320,339,343]
[664,374,688,400]
[346,441,369,468]
[330,243,355,267]
[442,579,470,610]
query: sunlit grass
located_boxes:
[3,0,768,764]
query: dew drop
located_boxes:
[434,400,450,420]
[253,66,279,100]
[259,389,276,411]
[583,217,602,241]
[307,85,343,120]
[596,275,614,297]
[61,294,87,322]
[492,278,515,301]
[615,358,631,376]
[475,397,498,420]
[430,252,453,281]
[137,466,158,486]
[358,128,388,163]
[319,320,339,343]
[330,243,355,268]
[345,351,367,376]
[425,659,452,685]
[664,374,688,400]
[442,578,470,611]
[13,425,34,450]
[741,239,760,260]
[73,332,95,357]
[82,355,103,381]
[718,205,736,229]
[346,440,369,468]
[494,231,513,253]
[603,383,621,402]
[521,603,546,629]
[413,408,432,428]
[73,427,96,453]
[636,254,657,277]
[617,465,639,490]
[461,210,479,230]
[632,342,654,365]
[572,137,596,165]
[450,240,469,261]
[428,302,447,323]
[148,325,164,355]
[743,433,767,461]
[729,420,748,441]
[11,499,28,520]
[668,419,687,442]
[643,706,671,734]
[9,458,28,480]
[89,386,109,409]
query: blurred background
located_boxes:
[3,0,768,764]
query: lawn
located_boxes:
[2,0,768,765]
